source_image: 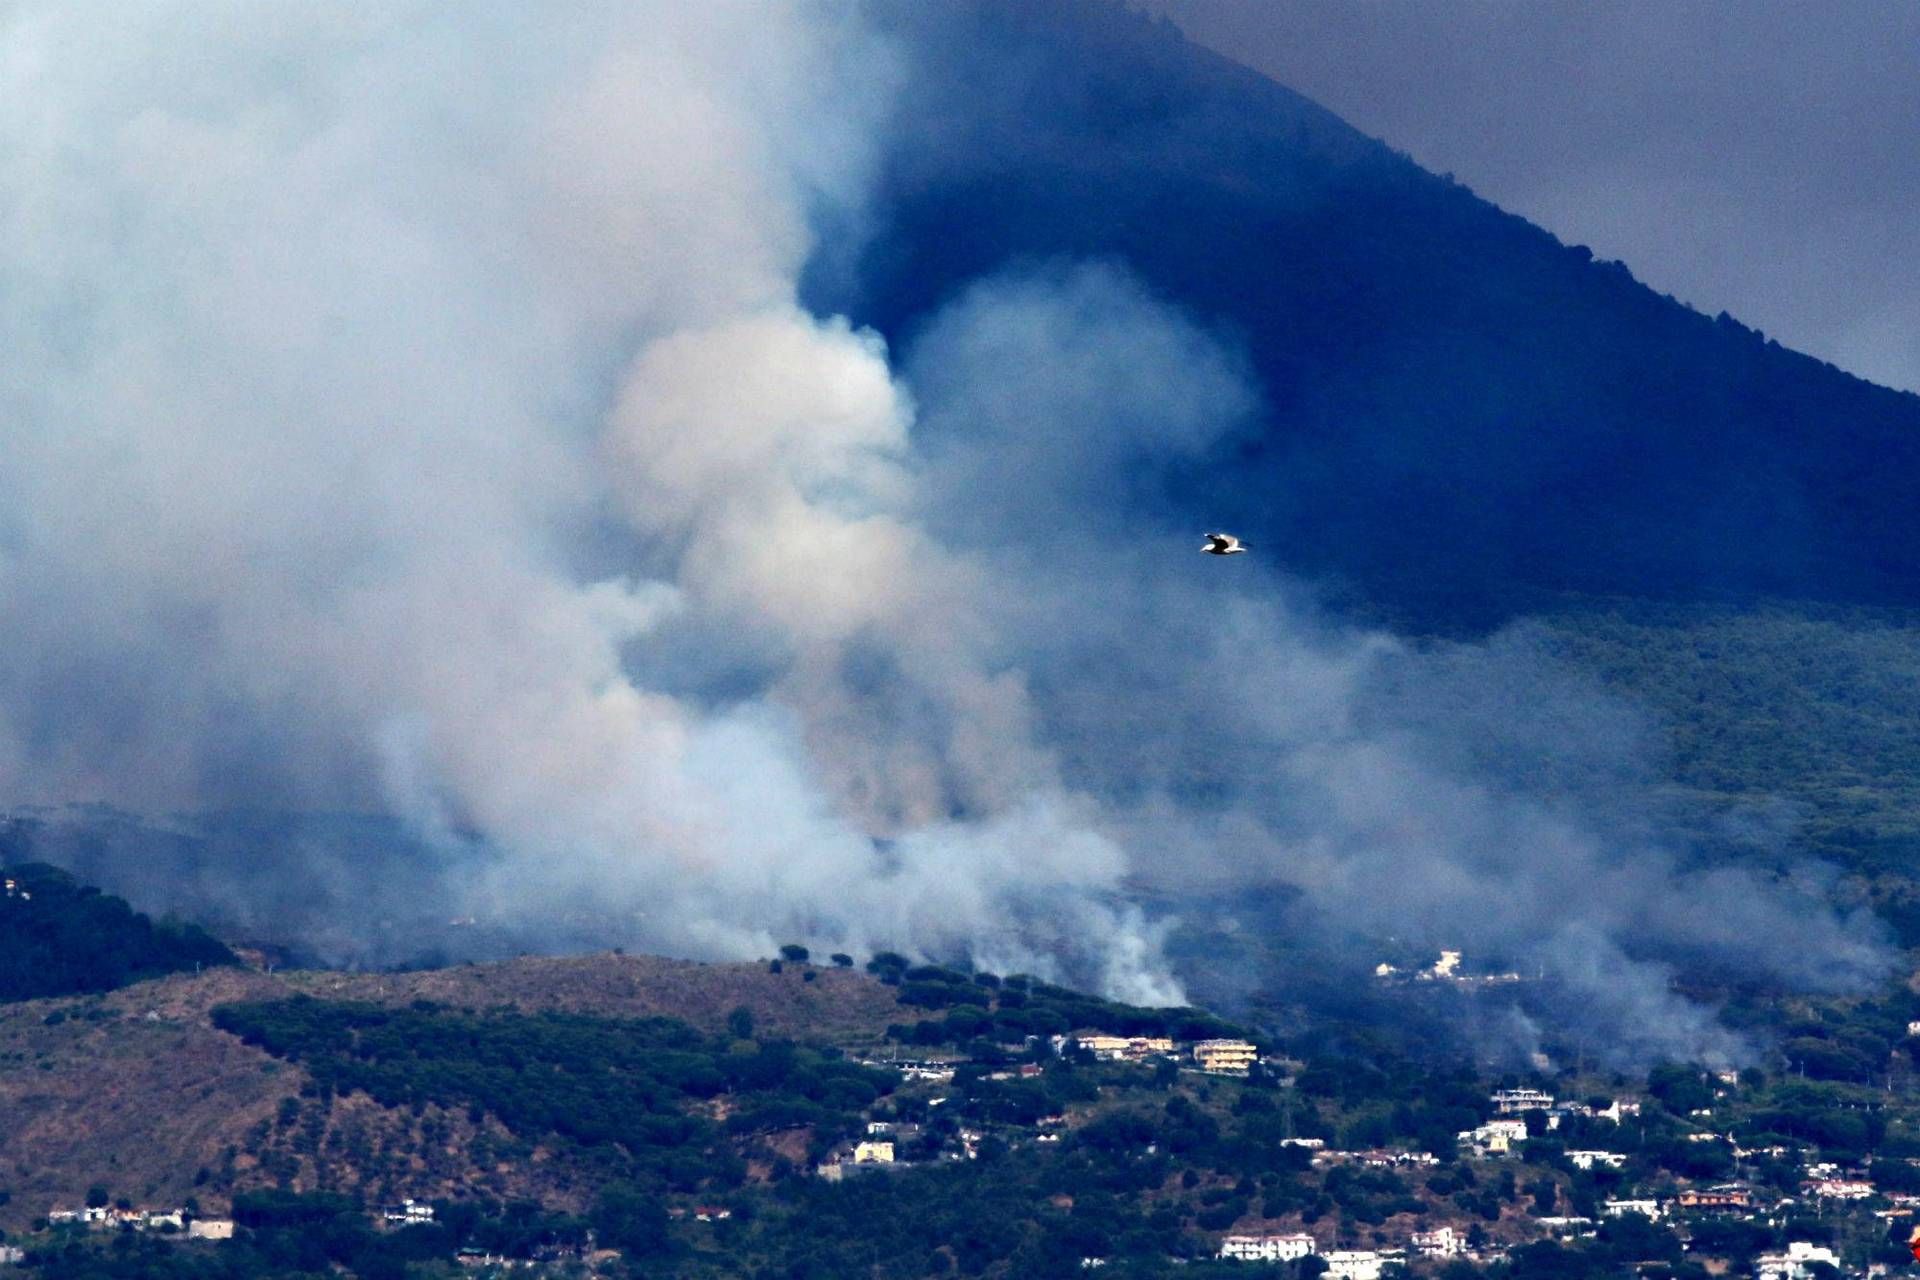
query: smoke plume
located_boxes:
[0,1,1891,1059]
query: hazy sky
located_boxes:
[1142,0,1920,394]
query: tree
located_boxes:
[726,1006,755,1041]
[830,953,854,968]
[86,1186,109,1209]
[867,952,910,984]
[591,1184,668,1257]
[1529,1177,1557,1215]
[1647,1064,1712,1114]
[780,944,811,964]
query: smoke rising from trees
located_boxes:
[0,0,1889,1061]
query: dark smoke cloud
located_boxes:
[0,1,1892,1062]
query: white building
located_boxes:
[1219,1233,1316,1262]
[1323,1250,1383,1280]
[1808,1179,1874,1200]
[1459,1119,1530,1155]
[1077,1034,1132,1059]
[1603,1199,1663,1220]
[1757,1242,1841,1280]
[383,1199,433,1225]
[1491,1088,1555,1115]
[1411,1227,1462,1257]
[1534,1217,1596,1238]
[1567,1150,1628,1170]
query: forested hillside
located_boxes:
[833,0,1920,626]
[1527,602,1920,864]
[0,861,234,1000]
[11,943,1920,1279]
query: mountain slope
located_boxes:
[0,862,235,1000]
[0,954,913,1235]
[831,0,1920,626]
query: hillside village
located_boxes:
[12,1043,1920,1280]
[9,894,1920,1279]
[10,947,1920,1280]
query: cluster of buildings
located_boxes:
[1050,1034,1263,1076]
[0,876,27,900]
[1217,1236,1449,1279]
[1594,1172,1902,1220]
[1454,1089,1643,1157]
[1216,1236,1392,1279]
[1756,1241,1842,1280]
[1218,1227,1489,1272]
[44,1205,232,1239]
[382,1199,435,1225]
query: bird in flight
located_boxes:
[1201,532,1247,556]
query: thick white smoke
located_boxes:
[0,2,1891,1050]
[0,0,1184,1002]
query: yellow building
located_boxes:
[1192,1038,1259,1075]
[1077,1034,1132,1059]
[853,1141,895,1164]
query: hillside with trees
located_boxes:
[829,0,1920,629]
[10,936,1920,1278]
[0,861,234,1001]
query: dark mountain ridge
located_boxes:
[831,0,1920,628]
[0,861,234,1001]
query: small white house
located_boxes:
[1323,1250,1383,1280]
[1757,1242,1840,1280]
[1603,1199,1663,1220]
[1459,1118,1529,1155]
[1411,1227,1462,1257]
[1567,1150,1628,1171]
[1219,1233,1316,1262]
[1491,1088,1555,1115]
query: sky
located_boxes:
[1141,0,1920,394]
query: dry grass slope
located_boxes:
[0,952,912,1232]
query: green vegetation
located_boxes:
[0,862,233,1001]
[211,997,897,1191]
[17,975,1920,1278]
[1530,601,1920,865]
